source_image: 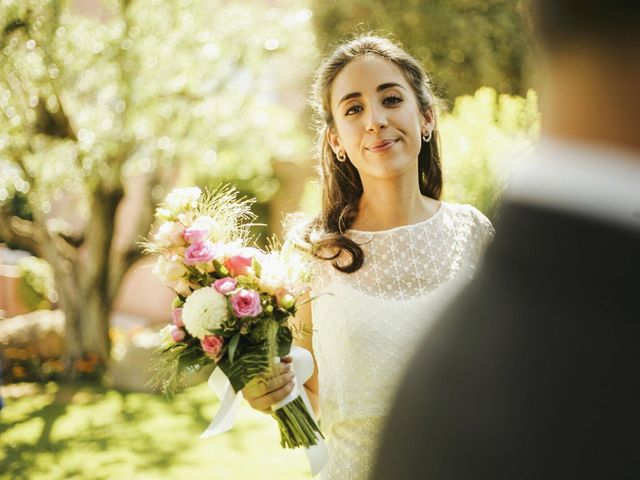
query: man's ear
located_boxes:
[326,127,343,155]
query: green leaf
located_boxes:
[213,259,230,277]
[252,256,262,277]
[277,325,293,357]
[228,333,240,363]
[217,341,270,392]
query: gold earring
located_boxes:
[337,150,347,162]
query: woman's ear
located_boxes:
[326,127,343,155]
[421,108,435,136]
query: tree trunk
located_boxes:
[53,266,83,365]
[31,184,126,377]
[81,287,113,363]
[56,289,110,378]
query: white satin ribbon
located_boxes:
[201,345,328,476]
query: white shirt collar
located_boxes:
[505,136,640,230]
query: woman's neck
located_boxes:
[352,177,441,232]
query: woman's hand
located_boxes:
[242,355,295,414]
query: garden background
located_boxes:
[0,0,538,478]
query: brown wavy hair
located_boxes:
[305,35,444,273]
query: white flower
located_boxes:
[258,253,290,294]
[166,187,202,213]
[258,249,310,295]
[153,255,188,283]
[177,211,195,226]
[194,215,224,241]
[158,324,174,348]
[153,221,185,247]
[183,215,223,244]
[173,278,192,297]
[155,207,173,221]
[284,249,312,287]
[181,287,229,339]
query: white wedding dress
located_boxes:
[309,202,494,479]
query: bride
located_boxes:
[242,35,494,479]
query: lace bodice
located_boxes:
[309,202,494,479]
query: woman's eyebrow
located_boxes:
[377,82,404,92]
[337,82,405,106]
[338,91,361,106]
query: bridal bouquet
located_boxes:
[143,186,322,449]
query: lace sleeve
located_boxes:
[464,204,495,250]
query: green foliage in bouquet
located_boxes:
[214,314,293,393]
[143,185,258,396]
[144,185,322,449]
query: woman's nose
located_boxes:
[365,105,388,132]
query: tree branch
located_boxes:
[0,206,41,254]
[50,229,81,264]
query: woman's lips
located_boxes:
[367,139,397,153]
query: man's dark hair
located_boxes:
[530,0,640,50]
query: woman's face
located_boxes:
[328,55,433,183]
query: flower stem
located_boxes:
[273,395,324,449]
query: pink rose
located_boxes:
[183,226,209,244]
[172,307,184,327]
[224,255,252,276]
[184,241,217,265]
[213,277,237,295]
[201,335,224,360]
[230,289,263,318]
[171,325,186,342]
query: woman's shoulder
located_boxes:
[442,202,495,240]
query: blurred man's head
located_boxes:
[530,1,640,53]
[529,0,640,151]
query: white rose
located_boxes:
[153,256,188,283]
[158,324,174,348]
[194,215,224,241]
[258,253,289,294]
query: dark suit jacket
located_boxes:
[372,201,640,480]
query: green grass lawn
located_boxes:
[0,381,309,480]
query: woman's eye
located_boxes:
[383,95,403,105]
[345,105,363,116]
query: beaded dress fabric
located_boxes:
[309,202,494,479]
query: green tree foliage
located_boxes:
[441,87,540,218]
[0,0,316,372]
[17,256,58,311]
[312,0,532,99]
